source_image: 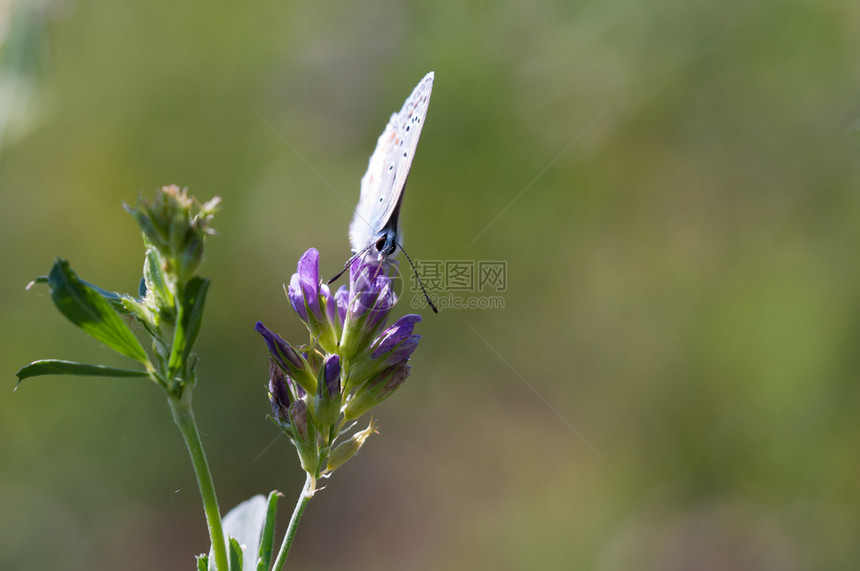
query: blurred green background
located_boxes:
[3,0,860,569]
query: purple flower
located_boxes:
[257,246,425,472]
[347,261,376,320]
[255,321,304,372]
[367,278,397,329]
[343,362,412,421]
[321,354,341,399]
[288,248,322,321]
[287,274,307,320]
[334,285,348,324]
[371,315,422,359]
[321,284,337,327]
[383,335,420,365]
[347,257,397,321]
[268,359,291,425]
[289,400,309,442]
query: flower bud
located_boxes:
[255,321,317,394]
[342,313,421,389]
[289,400,309,442]
[124,186,218,287]
[371,315,422,359]
[343,363,411,421]
[321,354,341,399]
[267,359,291,426]
[315,354,342,433]
[325,419,376,474]
[289,248,322,321]
[382,335,420,365]
[289,399,320,474]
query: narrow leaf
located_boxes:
[181,277,209,355]
[229,538,243,571]
[196,554,208,571]
[16,359,149,385]
[256,491,280,571]
[168,276,209,377]
[47,260,148,363]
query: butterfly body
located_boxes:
[349,72,434,261]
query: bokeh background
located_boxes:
[3,0,860,569]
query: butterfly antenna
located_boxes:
[395,242,438,314]
[327,244,374,284]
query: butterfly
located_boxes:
[349,71,434,260]
[331,72,438,312]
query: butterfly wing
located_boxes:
[349,72,435,255]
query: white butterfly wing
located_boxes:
[349,72,434,254]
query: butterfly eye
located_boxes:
[375,237,386,252]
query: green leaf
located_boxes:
[181,277,209,351]
[16,359,149,385]
[256,491,280,571]
[47,259,149,363]
[196,554,208,571]
[80,279,129,313]
[168,276,209,378]
[30,270,134,315]
[228,538,243,571]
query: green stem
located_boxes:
[169,388,229,571]
[272,473,316,571]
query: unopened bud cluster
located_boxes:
[256,248,422,478]
[125,185,220,295]
[122,185,220,393]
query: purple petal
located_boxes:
[385,335,420,364]
[268,360,292,423]
[372,314,422,358]
[255,321,304,372]
[288,274,308,321]
[349,266,378,319]
[367,278,397,329]
[297,248,321,320]
[322,354,341,398]
[321,284,337,326]
[349,255,375,286]
[334,286,349,324]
